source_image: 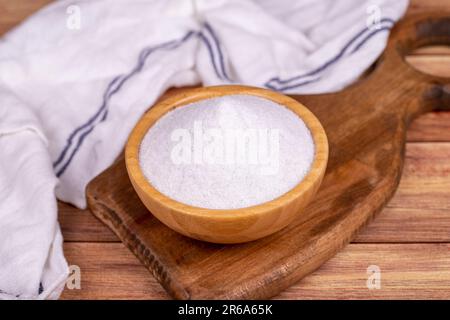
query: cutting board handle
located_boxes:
[363,13,450,118]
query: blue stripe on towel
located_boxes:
[0,288,21,298]
[52,75,122,169]
[265,18,395,91]
[350,26,393,53]
[265,77,321,92]
[270,25,393,92]
[0,282,43,297]
[38,282,44,295]
[204,22,231,81]
[198,31,226,80]
[54,31,196,177]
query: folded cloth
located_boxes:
[0,0,408,299]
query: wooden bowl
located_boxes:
[125,85,328,243]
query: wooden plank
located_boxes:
[59,202,117,242]
[61,243,169,300]
[408,112,450,142]
[276,243,450,300]
[355,207,450,243]
[356,142,450,242]
[60,243,450,299]
[388,143,450,211]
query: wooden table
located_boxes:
[1,0,449,299]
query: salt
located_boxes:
[139,94,315,209]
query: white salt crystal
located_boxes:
[139,94,314,209]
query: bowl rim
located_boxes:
[125,85,328,219]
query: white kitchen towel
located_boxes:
[0,0,408,299]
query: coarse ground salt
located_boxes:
[139,94,315,209]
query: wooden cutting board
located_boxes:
[86,13,450,299]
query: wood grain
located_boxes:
[60,243,450,300]
[276,243,450,300]
[388,143,450,210]
[59,202,117,242]
[407,113,450,141]
[61,243,169,300]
